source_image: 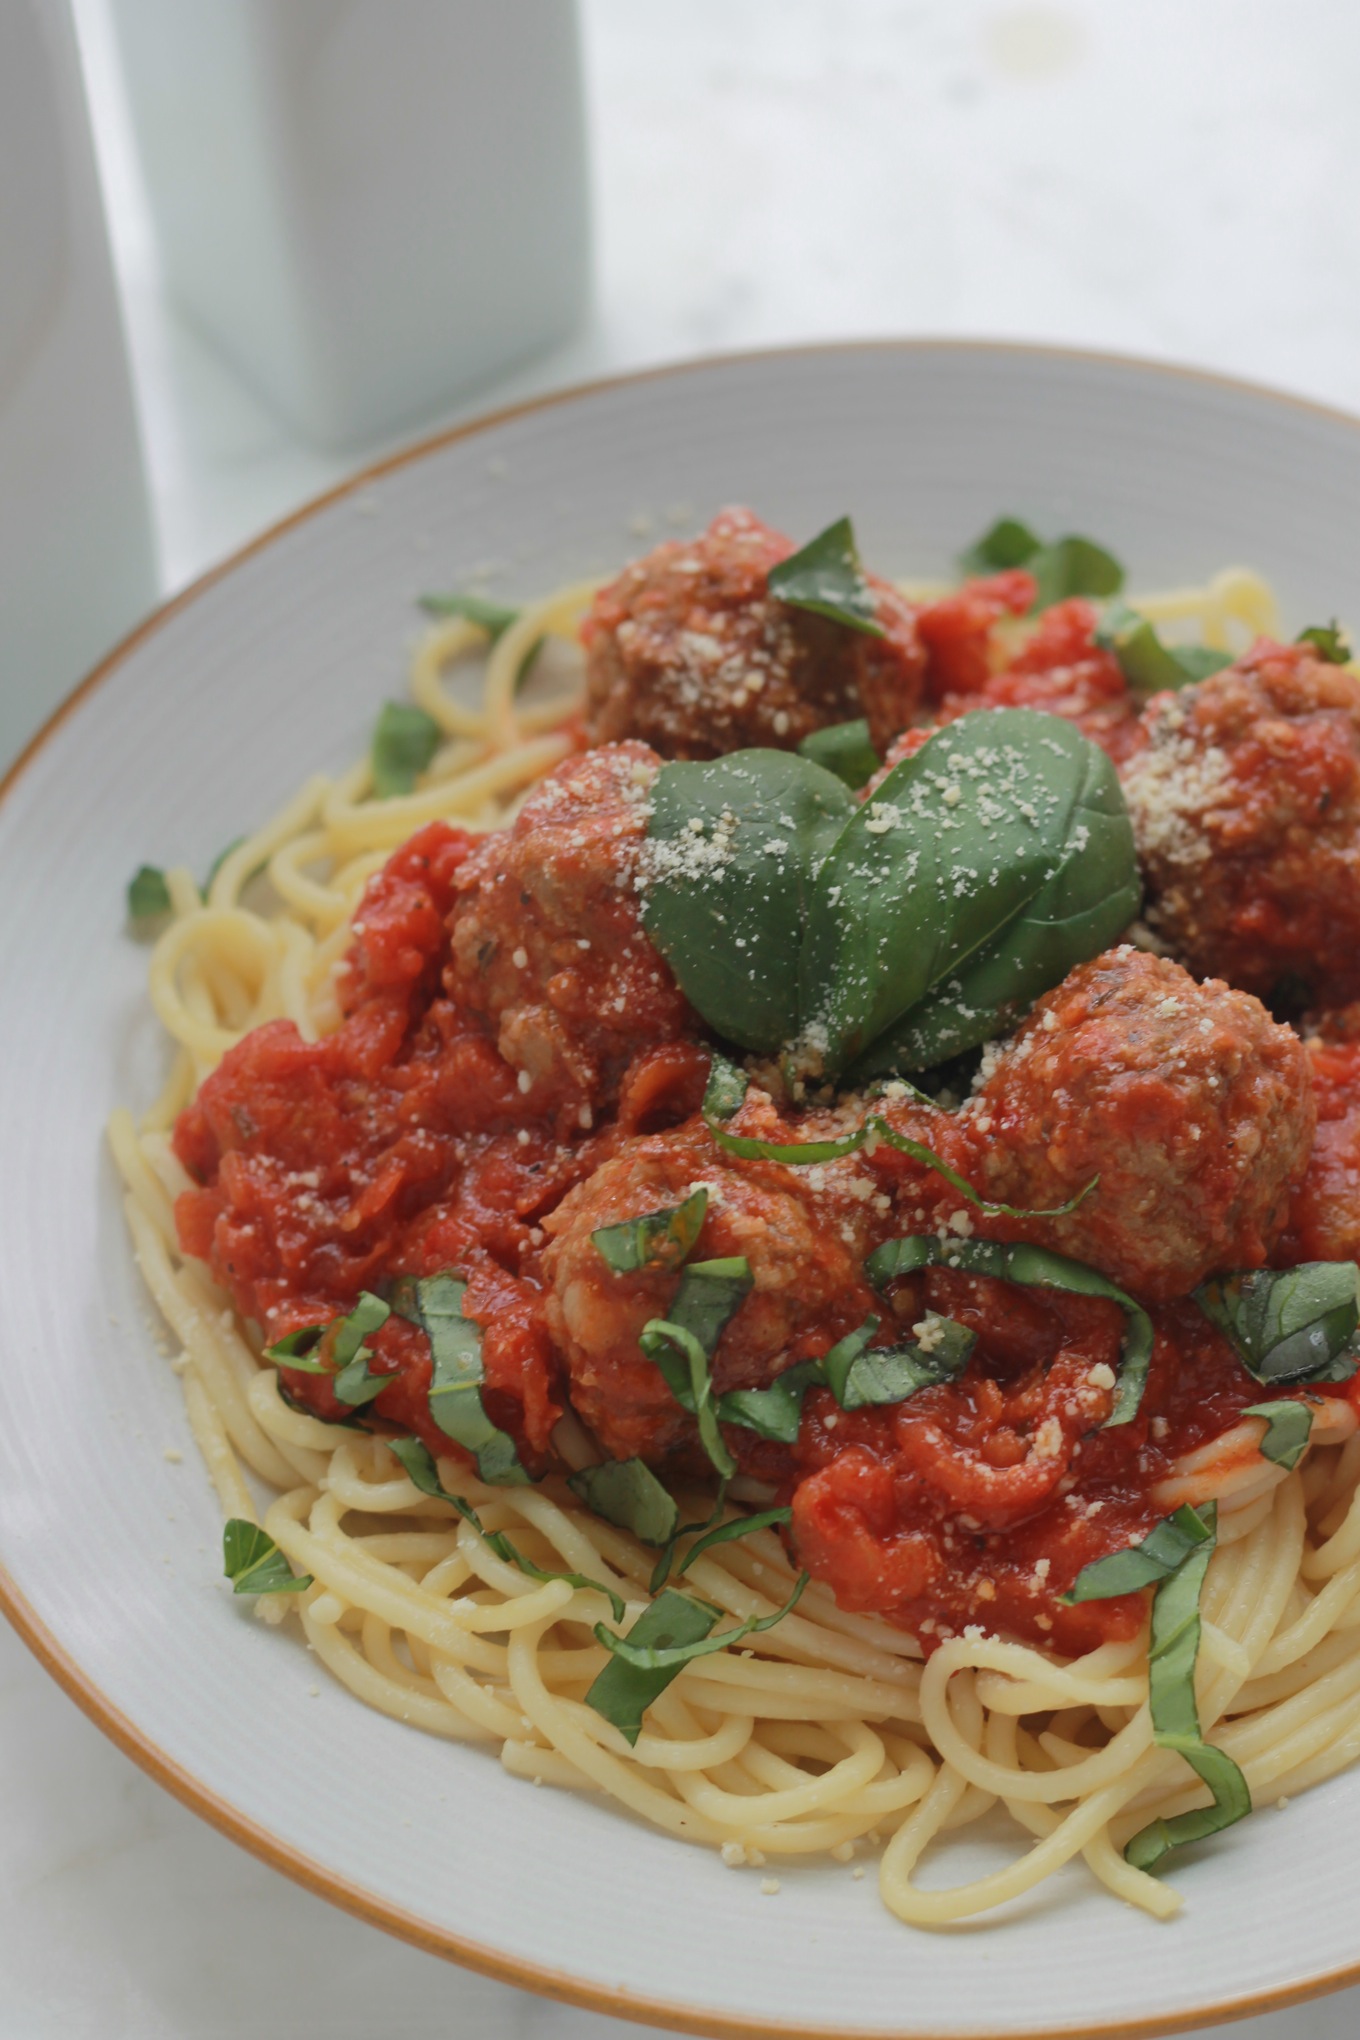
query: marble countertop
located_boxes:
[9,1,1360,2033]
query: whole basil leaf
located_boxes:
[1028,536,1124,611]
[866,1235,1152,1426]
[803,710,1139,1078]
[1296,622,1353,665]
[1096,601,1232,694]
[223,1519,312,1595]
[568,1459,680,1547]
[641,750,853,1054]
[1242,1399,1316,1473]
[766,517,884,637]
[391,1273,530,1485]
[591,1188,708,1275]
[798,717,882,789]
[1193,1263,1360,1386]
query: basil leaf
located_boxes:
[828,1318,974,1409]
[591,1188,708,1275]
[1065,1503,1221,1603]
[127,864,172,926]
[1296,622,1353,665]
[674,1506,793,1576]
[866,1235,1152,1426]
[798,718,882,789]
[640,1257,753,1480]
[1243,1399,1316,1473]
[263,1322,330,1371]
[718,1357,825,1444]
[807,710,1139,1078]
[648,1484,730,1594]
[766,517,884,638]
[417,590,520,638]
[568,1459,681,1547]
[703,1052,749,1123]
[223,1519,312,1595]
[1193,1263,1360,1387]
[1096,602,1232,694]
[264,1292,392,1404]
[371,702,441,798]
[203,835,247,895]
[584,1588,721,1743]
[391,1273,530,1485]
[332,1351,393,1407]
[960,517,1042,576]
[641,750,853,1055]
[586,1575,810,1744]
[1028,536,1124,612]
[707,1106,1095,1222]
[387,1437,624,1619]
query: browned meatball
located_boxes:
[1122,641,1360,1006]
[444,742,692,1123]
[580,507,927,760]
[542,1121,881,1463]
[962,947,1314,1299]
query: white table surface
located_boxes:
[8,1,1360,2033]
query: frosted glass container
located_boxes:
[0,0,156,766]
[109,0,591,449]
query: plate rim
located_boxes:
[6,335,1360,2040]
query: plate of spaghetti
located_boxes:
[6,342,1360,2039]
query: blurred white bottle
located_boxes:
[108,0,591,449]
[0,0,156,766]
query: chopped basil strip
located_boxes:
[640,1257,754,1480]
[203,835,248,896]
[391,1273,530,1485]
[370,701,442,798]
[648,1485,731,1594]
[1096,602,1232,693]
[867,1236,1152,1426]
[127,864,172,926]
[263,1322,330,1369]
[568,1459,680,1547]
[1242,1399,1316,1472]
[766,517,884,638]
[1193,1263,1360,1387]
[417,590,520,638]
[718,1358,825,1444]
[827,1316,974,1409]
[674,1506,793,1577]
[643,712,1137,1078]
[1296,621,1353,665]
[798,718,882,789]
[591,1188,708,1275]
[960,517,1042,576]
[222,1519,312,1596]
[264,1292,393,1406]
[586,1575,809,1743]
[1064,1503,1251,1871]
[387,1437,625,1620]
[958,519,1124,612]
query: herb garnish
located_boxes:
[391,1273,530,1485]
[866,1236,1152,1426]
[1242,1399,1316,1472]
[568,1459,681,1547]
[127,864,172,928]
[960,518,1125,612]
[591,1188,709,1275]
[642,710,1138,1081]
[1296,622,1353,664]
[417,591,521,638]
[370,701,442,797]
[1193,1263,1360,1388]
[223,1519,312,1595]
[585,1574,810,1744]
[640,1257,754,1480]
[1096,602,1232,693]
[766,517,884,637]
[798,717,882,788]
[1067,1503,1251,1871]
[264,1292,395,1407]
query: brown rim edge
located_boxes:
[3,338,1360,2040]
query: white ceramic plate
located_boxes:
[4,344,1360,2040]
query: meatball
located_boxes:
[581,507,927,760]
[541,1122,881,1463]
[1277,1020,1360,1266]
[444,742,692,1122]
[964,947,1315,1299]
[1122,640,1360,1005]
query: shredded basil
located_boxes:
[222,1519,312,1595]
[1242,1399,1316,1472]
[1096,601,1232,693]
[959,518,1124,613]
[1296,621,1353,665]
[798,718,882,789]
[701,1053,1095,1222]
[127,864,172,926]
[202,835,248,896]
[585,1575,809,1744]
[673,1506,793,1577]
[417,590,520,638]
[391,1273,530,1485]
[568,1459,680,1547]
[370,702,442,798]
[1193,1263,1360,1387]
[960,517,1042,576]
[264,1293,394,1407]
[717,1359,825,1445]
[827,1315,974,1408]
[640,1257,754,1481]
[591,1188,708,1275]
[866,1235,1152,1426]
[386,1437,625,1620]
[766,517,884,637]
[1066,1502,1251,1871]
